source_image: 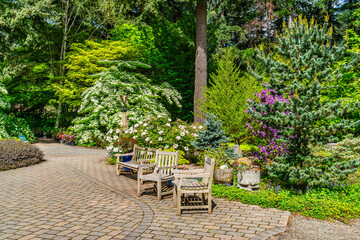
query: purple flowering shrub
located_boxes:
[246,88,290,166]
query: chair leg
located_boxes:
[208,192,212,214]
[173,187,177,207]
[157,181,162,201]
[177,191,181,216]
[116,162,120,176]
[201,193,205,205]
[139,168,144,184]
[137,177,141,197]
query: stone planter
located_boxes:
[214,168,234,184]
[237,169,260,191]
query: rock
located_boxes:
[219,165,228,170]
[326,143,338,149]
[237,157,251,166]
[214,169,234,184]
[231,145,243,158]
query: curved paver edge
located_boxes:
[63,163,153,240]
[250,226,288,240]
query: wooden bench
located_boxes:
[173,156,215,215]
[138,150,179,200]
[115,145,156,176]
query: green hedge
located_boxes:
[213,182,360,222]
[0,112,35,142]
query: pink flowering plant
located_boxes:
[246,88,291,167]
[61,131,76,144]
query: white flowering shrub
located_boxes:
[0,125,9,139]
[130,115,202,152]
[105,115,203,164]
[105,127,137,155]
[0,84,9,138]
[0,83,9,110]
[72,61,182,147]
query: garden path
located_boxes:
[0,140,290,240]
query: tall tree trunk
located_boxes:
[194,0,207,123]
[288,14,292,29]
[55,103,62,130]
[55,0,69,129]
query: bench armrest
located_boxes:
[173,169,203,175]
[154,165,177,173]
[174,173,210,180]
[138,163,156,169]
[138,159,152,164]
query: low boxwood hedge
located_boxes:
[0,139,44,171]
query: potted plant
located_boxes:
[236,159,260,191]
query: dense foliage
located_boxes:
[248,16,360,189]
[73,60,181,147]
[0,139,44,171]
[213,181,360,222]
[0,113,36,142]
[60,40,141,108]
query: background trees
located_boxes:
[0,0,359,147]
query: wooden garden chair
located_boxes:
[137,150,179,200]
[115,144,156,176]
[173,156,215,215]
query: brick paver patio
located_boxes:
[0,141,290,240]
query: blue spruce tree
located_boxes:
[192,114,228,151]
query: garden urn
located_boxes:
[237,169,260,191]
[214,167,234,185]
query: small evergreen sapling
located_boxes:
[191,114,238,162]
[191,114,228,151]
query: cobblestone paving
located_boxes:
[0,141,290,240]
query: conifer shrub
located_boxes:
[191,114,228,151]
[248,16,360,189]
[192,114,238,164]
[199,48,259,143]
[0,139,44,171]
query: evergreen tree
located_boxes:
[248,15,360,189]
[192,114,228,150]
[199,48,259,143]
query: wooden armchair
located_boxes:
[173,156,215,215]
[137,150,179,200]
[115,145,156,176]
